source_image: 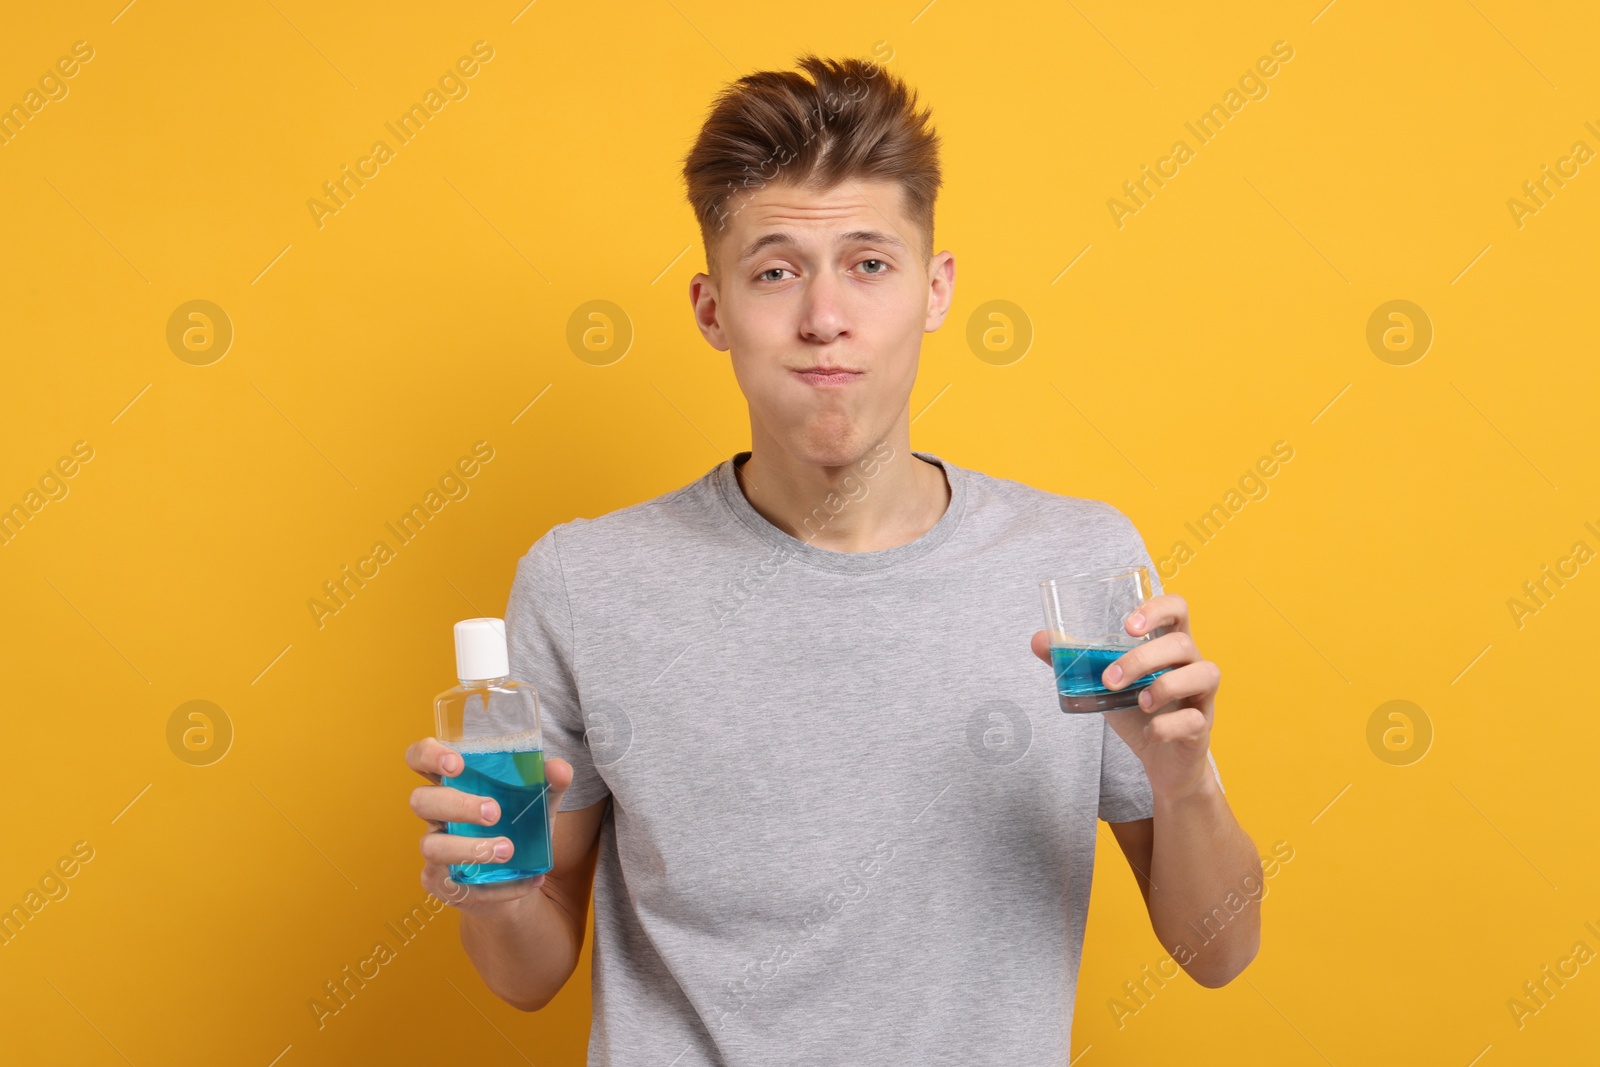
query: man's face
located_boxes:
[689,178,955,469]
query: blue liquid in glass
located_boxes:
[1050,645,1170,713]
[446,748,553,885]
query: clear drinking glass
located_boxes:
[1040,565,1171,713]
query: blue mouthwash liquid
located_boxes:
[445,730,553,885]
[1050,645,1170,713]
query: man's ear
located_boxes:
[689,271,731,352]
[924,250,956,332]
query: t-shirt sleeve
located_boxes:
[1098,714,1154,821]
[505,525,612,811]
[1097,511,1224,821]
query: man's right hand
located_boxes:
[405,736,576,913]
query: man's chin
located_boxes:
[788,430,880,471]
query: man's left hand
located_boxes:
[1031,593,1220,802]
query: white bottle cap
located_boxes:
[454,618,510,681]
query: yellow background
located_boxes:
[3,1,1597,1063]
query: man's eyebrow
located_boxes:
[839,229,906,251]
[736,229,907,264]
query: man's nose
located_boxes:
[798,269,848,343]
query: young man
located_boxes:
[406,54,1260,1063]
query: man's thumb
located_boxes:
[544,756,576,812]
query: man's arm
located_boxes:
[409,740,609,1010]
[459,795,609,1011]
[1107,777,1261,988]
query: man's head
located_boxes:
[681,54,955,470]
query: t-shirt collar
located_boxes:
[711,447,968,574]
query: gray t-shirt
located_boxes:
[504,446,1223,1064]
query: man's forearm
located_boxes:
[458,887,582,1011]
[1149,773,1262,987]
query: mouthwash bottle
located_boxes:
[434,617,554,885]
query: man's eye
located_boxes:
[759,268,793,282]
[858,259,888,274]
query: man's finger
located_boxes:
[411,783,502,826]
[1103,630,1196,691]
[421,829,514,867]
[1124,593,1190,638]
[1029,629,1052,665]
[543,757,577,818]
[1131,659,1220,715]
[405,736,462,785]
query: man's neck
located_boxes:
[733,435,951,553]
